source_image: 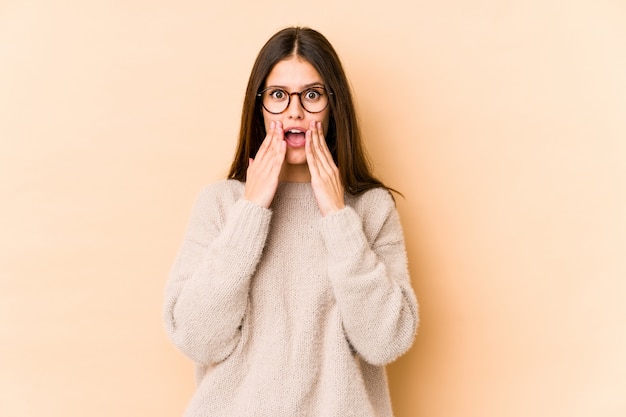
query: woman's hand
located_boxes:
[244,121,286,208]
[306,121,345,216]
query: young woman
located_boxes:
[163,26,418,417]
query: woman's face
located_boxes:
[261,56,331,168]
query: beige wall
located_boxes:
[1,1,625,416]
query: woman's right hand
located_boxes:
[244,121,286,208]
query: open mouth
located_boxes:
[284,129,306,147]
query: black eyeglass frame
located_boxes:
[256,86,333,114]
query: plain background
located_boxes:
[1,1,625,416]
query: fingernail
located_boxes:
[270,121,275,128]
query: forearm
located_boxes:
[163,198,272,365]
[321,206,419,366]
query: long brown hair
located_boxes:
[228,26,391,196]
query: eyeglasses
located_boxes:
[257,85,332,114]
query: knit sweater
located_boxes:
[163,180,418,417]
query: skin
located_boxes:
[244,56,345,217]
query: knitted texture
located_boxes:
[163,180,419,417]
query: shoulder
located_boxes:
[345,187,400,240]
[195,179,245,206]
[346,187,396,216]
[189,179,245,226]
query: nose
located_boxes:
[286,92,305,119]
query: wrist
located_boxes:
[321,202,345,217]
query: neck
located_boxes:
[279,163,311,183]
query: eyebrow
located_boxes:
[264,82,325,90]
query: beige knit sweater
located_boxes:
[163,180,418,417]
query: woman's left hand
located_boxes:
[305,121,345,217]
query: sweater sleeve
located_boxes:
[163,187,272,365]
[319,193,418,366]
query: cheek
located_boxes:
[263,111,279,130]
[320,112,331,135]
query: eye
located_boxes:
[268,89,288,100]
[303,89,323,101]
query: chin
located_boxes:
[285,150,306,165]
